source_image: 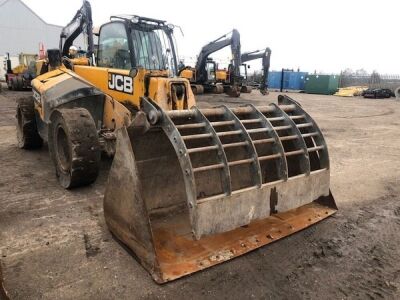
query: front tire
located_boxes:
[49,108,100,189]
[16,97,43,149]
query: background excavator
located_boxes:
[16,0,337,284]
[241,47,272,95]
[179,29,243,97]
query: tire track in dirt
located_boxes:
[1,90,400,299]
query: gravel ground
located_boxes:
[0,88,399,299]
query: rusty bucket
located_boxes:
[103,95,337,283]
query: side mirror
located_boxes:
[129,68,138,78]
[248,65,251,69]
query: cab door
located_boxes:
[74,21,144,108]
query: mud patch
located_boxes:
[1,90,400,299]
[394,207,400,217]
[83,233,100,258]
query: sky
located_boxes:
[23,0,400,74]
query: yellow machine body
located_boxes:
[11,53,38,75]
[31,66,131,129]
[74,66,195,111]
[179,68,195,82]
[31,63,196,131]
[12,64,27,75]
[216,69,228,81]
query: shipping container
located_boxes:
[267,71,308,91]
[268,71,282,89]
[286,72,308,90]
[304,74,339,95]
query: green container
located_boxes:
[304,74,339,95]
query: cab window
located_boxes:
[98,22,131,70]
[240,64,248,79]
[206,61,216,81]
[131,28,173,71]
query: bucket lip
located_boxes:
[152,198,337,283]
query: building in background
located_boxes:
[0,0,62,79]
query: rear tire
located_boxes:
[16,97,43,149]
[16,77,24,90]
[11,78,17,91]
[49,108,100,189]
[6,77,12,90]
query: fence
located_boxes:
[339,73,400,91]
[250,71,400,92]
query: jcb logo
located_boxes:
[108,73,133,94]
[32,89,41,103]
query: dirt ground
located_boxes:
[0,87,399,299]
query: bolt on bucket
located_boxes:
[103,95,337,283]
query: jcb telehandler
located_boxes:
[17,1,336,283]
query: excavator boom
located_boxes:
[195,29,241,84]
[59,0,94,57]
[179,29,242,96]
[241,47,271,94]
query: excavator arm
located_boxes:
[59,0,94,58]
[195,29,241,85]
[241,47,271,94]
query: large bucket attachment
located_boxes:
[103,95,337,283]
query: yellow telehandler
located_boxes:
[17,1,337,283]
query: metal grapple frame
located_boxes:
[104,95,337,283]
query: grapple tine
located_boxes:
[104,96,337,283]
